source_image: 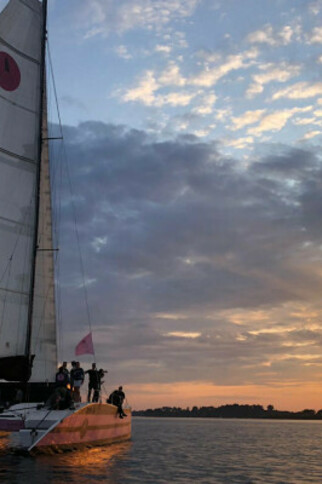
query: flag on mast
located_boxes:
[75,332,94,356]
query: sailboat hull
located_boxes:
[33,403,131,452]
[3,402,131,452]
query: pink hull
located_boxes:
[36,403,131,451]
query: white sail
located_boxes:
[30,95,57,382]
[0,0,46,379]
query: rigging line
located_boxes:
[47,62,64,268]
[47,43,65,360]
[65,156,96,353]
[47,38,96,359]
[47,40,65,245]
[47,42,63,268]
[101,383,110,401]
[32,408,52,433]
[47,41,63,139]
[46,45,64,361]
[0,255,13,335]
[0,193,34,286]
[16,207,33,355]
[0,192,34,346]
[0,243,17,286]
[53,249,61,365]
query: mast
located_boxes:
[25,0,48,364]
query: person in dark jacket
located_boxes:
[85,364,108,402]
[51,365,73,409]
[55,366,69,388]
[86,363,99,402]
[107,386,127,418]
[62,361,70,382]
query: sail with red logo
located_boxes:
[0,0,56,386]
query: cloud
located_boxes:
[55,121,322,401]
[292,117,317,126]
[189,48,258,87]
[192,93,217,115]
[246,63,301,98]
[161,91,198,107]
[60,121,322,312]
[123,78,197,107]
[246,24,297,46]
[223,136,254,149]
[115,45,132,60]
[158,62,186,87]
[309,1,322,15]
[120,48,259,111]
[121,63,189,106]
[155,45,172,54]
[272,82,322,100]
[122,70,159,105]
[307,26,322,43]
[300,130,321,141]
[247,107,313,136]
[165,331,201,338]
[230,109,266,131]
[80,0,200,37]
[214,108,232,122]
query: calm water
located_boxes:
[0,418,322,483]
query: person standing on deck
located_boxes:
[62,361,70,383]
[85,363,108,402]
[71,361,85,402]
[55,366,69,388]
[85,363,99,402]
[70,361,76,386]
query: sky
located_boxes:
[3,0,322,410]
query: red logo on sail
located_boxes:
[0,52,21,91]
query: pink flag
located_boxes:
[75,332,94,356]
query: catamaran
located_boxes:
[0,0,131,452]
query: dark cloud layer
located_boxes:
[51,122,322,387]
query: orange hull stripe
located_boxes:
[34,433,132,453]
[52,421,130,434]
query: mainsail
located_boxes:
[0,0,57,382]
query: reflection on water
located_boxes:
[37,441,133,483]
[0,431,132,483]
[1,419,322,483]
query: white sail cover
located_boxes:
[0,0,57,381]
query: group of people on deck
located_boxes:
[50,361,126,417]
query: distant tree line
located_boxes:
[132,404,322,420]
